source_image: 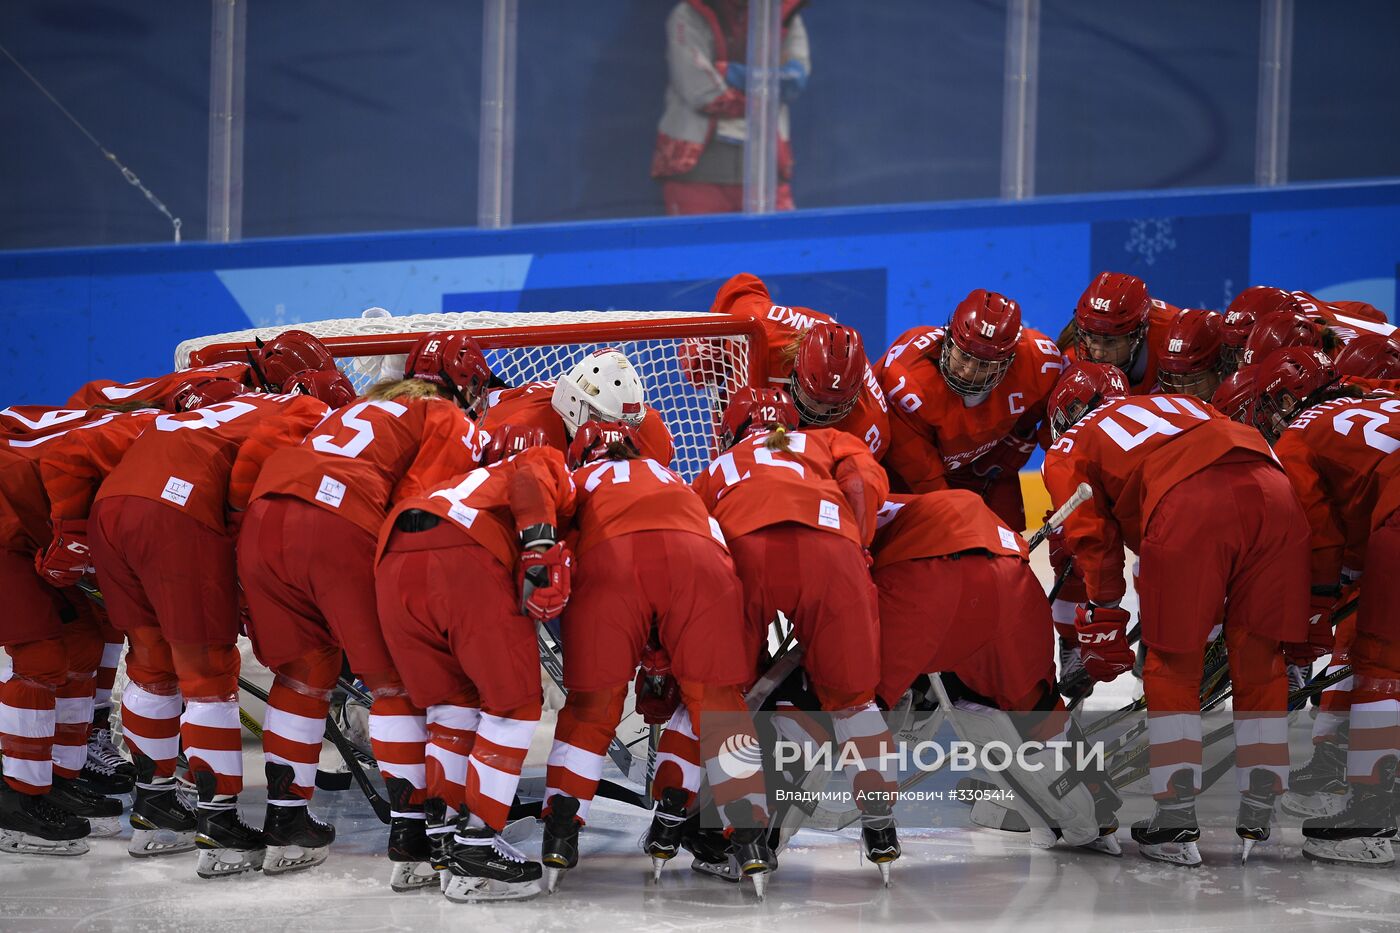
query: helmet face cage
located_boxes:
[939,337,1015,397]
[790,376,858,426]
[1050,395,1096,442]
[1254,388,1300,443]
[1218,343,1245,374]
[1157,357,1228,400]
[1077,325,1145,372]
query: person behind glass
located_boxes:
[652,0,810,216]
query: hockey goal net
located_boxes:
[176,309,768,482]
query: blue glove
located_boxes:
[779,60,808,104]
[724,61,747,91]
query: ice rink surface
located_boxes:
[3,556,1396,932]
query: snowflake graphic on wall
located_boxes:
[1123,218,1177,266]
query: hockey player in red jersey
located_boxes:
[692,387,896,883]
[375,427,576,902]
[878,289,1063,530]
[1249,348,1400,865]
[871,489,1121,855]
[1061,271,1179,393]
[0,407,148,855]
[539,420,767,894]
[1241,310,1336,367]
[481,348,676,466]
[1335,332,1400,382]
[1042,362,1309,866]
[43,380,331,877]
[1156,308,1229,401]
[697,272,891,456]
[236,333,487,883]
[1212,365,1260,423]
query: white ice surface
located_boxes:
[2,554,1389,932]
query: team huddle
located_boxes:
[1,270,1398,901]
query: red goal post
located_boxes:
[175,309,770,481]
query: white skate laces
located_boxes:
[455,831,530,863]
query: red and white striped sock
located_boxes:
[464,708,538,832]
[368,692,428,805]
[182,698,244,797]
[426,700,479,813]
[0,668,57,795]
[545,687,625,822]
[51,671,96,780]
[653,705,704,804]
[1346,694,1400,784]
[93,639,123,717]
[262,679,332,801]
[112,681,182,781]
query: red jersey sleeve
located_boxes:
[1274,432,1347,588]
[507,446,576,534]
[828,430,889,544]
[636,409,676,468]
[39,412,157,522]
[390,403,485,504]
[1042,438,1126,605]
[227,399,333,511]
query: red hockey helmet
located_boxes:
[256,329,337,390]
[791,322,865,426]
[1241,311,1326,366]
[1157,308,1225,395]
[1253,347,1338,442]
[1075,272,1151,337]
[171,375,244,412]
[567,420,641,469]
[282,367,357,408]
[941,289,1022,396]
[405,331,493,419]
[482,424,551,466]
[1046,361,1129,441]
[1211,365,1258,424]
[1334,332,1400,380]
[719,386,800,450]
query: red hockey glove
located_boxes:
[1284,591,1339,665]
[36,519,93,588]
[634,642,680,725]
[518,543,573,623]
[1045,514,1088,605]
[971,424,1037,481]
[1074,605,1134,682]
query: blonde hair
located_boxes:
[763,424,793,452]
[91,399,161,413]
[366,377,445,402]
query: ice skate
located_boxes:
[80,723,136,796]
[261,763,333,875]
[128,757,198,858]
[193,773,265,879]
[1058,638,1092,703]
[540,794,580,893]
[47,775,122,838]
[1130,772,1201,867]
[644,787,689,882]
[0,782,90,857]
[723,803,775,900]
[1282,737,1349,820]
[1302,759,1398,868]
[1236,770,1279,863]
[686,823,738,882]
[440,822,543,903]
[859,805,900,887]
[385,777,435,893]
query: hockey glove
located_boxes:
[634,641,680,725]
[36,519,94,587]
[518,543,573,624]
[1284,589,1339,665]
[1074,604,1133,682]
[1045,514,1088,605]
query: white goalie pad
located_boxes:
[929,676,1102,848]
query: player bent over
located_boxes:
[1253,348,1400,866]
[539,422,768,895]
[871,490,1122,856]
[1043,362,1309,866]
[236,333,484,881]
[693,388,893,883]
[375,431,575,903]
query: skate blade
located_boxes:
[877,861,891,887]
[1281,791,1349,821]
[650,855,669,883]
[263,843,330,875]
[442,873,543,903]
[748,868,769,900]
[195,845,266,879]
[691,855,742,883]
[389,860,439,893]
[1139,840,1202,867]
[0,829,89,857]
[128,827,196,858]
[1302,836,1396,868]
[544,865,565,894]
[1081,833,1122,857]
[85,816,122,839]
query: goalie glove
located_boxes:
[1074,604,1133,682]
[517,542,572,624]
[36,519,94,588]
[633,640,680,726]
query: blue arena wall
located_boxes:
[1,179,1398,408]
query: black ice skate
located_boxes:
[1302,758,1398,868]
[47,775,122,838]
[440,821,543,903]
[385,777,435,894]
[1130,771,1201,867]
[80,722,136,796]
[128,754,198,858]
[1057,638,1093,704]
[1236,769,1279,863]
[1282,735,1349,820]
[540,794,580,893]
[262,763,334,875]
[859,804,901,887]
[0,782,90,857]
[193,771,265,879]
[723,804,775,900]
[644,787,689,882]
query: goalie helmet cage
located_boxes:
[176,309,770,482]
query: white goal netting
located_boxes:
[176,308,764,483]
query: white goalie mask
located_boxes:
[551,348,646,436]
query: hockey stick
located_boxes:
[1024,482,1092,553]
